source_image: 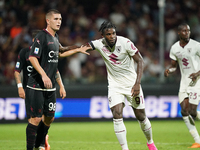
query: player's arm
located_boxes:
[189,71,200,82]
[14,71,25,99]
[29,56,52,89]
[59,45,91,58]
[55,71,66,99]
[164,60,177,77]
[131,52,144,97]
[59,43,79,53]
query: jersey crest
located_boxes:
[116,46,121,53]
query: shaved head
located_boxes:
[46,9,61,20]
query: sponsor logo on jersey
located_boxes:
[34,47,39,54]
[48,59,58,63]
[109,53,121,65]
[49,51,58,58]
[16,62,20,68]
[48,51,59,63]
[182,58,189,66]
[48,42,54,45]
[27,66,33,73]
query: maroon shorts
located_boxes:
[25,88,56,118]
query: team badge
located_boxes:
[16,62,20,68]
[116,46,121,53]
[187,48,191,53]
[34,47,39,54]
[182,58,189,66]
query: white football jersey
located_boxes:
[169,39,200,92]
[89,36,139,89]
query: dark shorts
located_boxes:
[24,88,31,119]
[25,88,56,118]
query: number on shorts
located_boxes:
[49,102,56,111]
[189,92,197,100]
[135,97,140,104]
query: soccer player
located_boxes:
[87,21,157,150]
[25,9,90,150]
[164,23,200,148]
[14,30,51,150]
[25,9,64,150]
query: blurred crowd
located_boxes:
[1,0,200,86]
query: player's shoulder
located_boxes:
[91,38,104,46]
[189,39,200,45]
[116,36,133,45]
[117,36,130,41]
[171,41,179,49]
[19,47,30,55]
[35,30,48,38]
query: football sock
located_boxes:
[183,116,200,143]
[35,120,45,148]
[35,121,50,147]
[113,118,129,150]
[196,111,200,120]
[138,117,153,144]
[26,123,38,150]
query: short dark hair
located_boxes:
[178,23,189,31]
[99,21,116,34]
[46,9,61,19]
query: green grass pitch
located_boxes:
[0,120,199,150]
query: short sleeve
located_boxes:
[126,40,138,56]
[29,33,44,58]
[169,47,177,61]
[14,49,25,73]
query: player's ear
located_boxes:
[46,18,50,25]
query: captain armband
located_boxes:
[168,68,176,73]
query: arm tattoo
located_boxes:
[55,71,61,82]
[14,72,22,84]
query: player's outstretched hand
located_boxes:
[164,69,169,77]
[78,45,91,55]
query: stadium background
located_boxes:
[1,0,200,123]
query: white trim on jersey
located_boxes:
[27,85,56,91]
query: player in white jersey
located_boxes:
[88,21,157,150]
[165,23,200,148]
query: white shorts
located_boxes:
[108,86,145,109]
[178,92,188,104]
[179,88,200,105]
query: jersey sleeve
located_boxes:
[169,46,177,61]
[29,33,44,58]
[195,42,200,57]
[89,40,98,50]
[126,40,138,56]
[14,49,26,73]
